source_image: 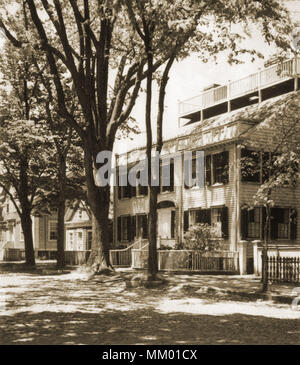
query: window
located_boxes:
[137,214,148,239]
[117,215,136,242]
[241,149,260,182]
[161,161,174,192]
[48,221,58,241]
[118,167,148,199]
[241,207,297,240]
[87,231,92,250]
[69,232,74,249]
[6,203,9,213]
[213,151,229,184]
[271,208,289,239]
[118,169,131,199]
[78,210,82,220]
[248,208,261,238]
[211,208,222,238]
[184,151,204,189]
[205,151,229,186]
[136,170,148,196]
[187,206,228,239]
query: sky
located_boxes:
[0,0,299,156]
[114,0,300,155]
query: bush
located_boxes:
[178,223,222,251]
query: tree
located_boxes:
[0,5,85,269]
[0,0,177,272]
[240,91,300,292]
[124,0,294,281]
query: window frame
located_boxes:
[48,220,58,241]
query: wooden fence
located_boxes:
[267,256,300,283]
[132,249,239,273]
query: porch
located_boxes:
[178,56,300,125]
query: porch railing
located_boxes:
[109,238,147,267]
[267,256,300,284]
[178,57,299,116]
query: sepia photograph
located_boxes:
[0,0,300,356]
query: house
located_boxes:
[0,188,58,259]
[64,202,92,251]
[0,186,114,261]
[113,56,300,275]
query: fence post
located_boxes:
[252,240,261,275]
[238,240,247,275]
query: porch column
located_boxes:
[238,240,247,275]
[252,240,262,276]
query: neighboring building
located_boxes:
[65,202,92,251]
[114,56,300,274]
[0,188,58,258]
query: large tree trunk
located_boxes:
[84,142,111,270]
[21,212,35,267]
[262,203,271,292]
[147,186,158,279]
[56,155,66,269]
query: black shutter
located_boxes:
[184,211,189,232]
[170,163,174,192]
[290,209,297,240]
[117,216,121,241]
[131,185,136,197]
[270,208,279,240]
[205,155,211,186]
[261,206,266,240]
[222,151,229,184]
[205,208,211,225]
[126,216,131,241]
[131,215,136,240]
[241,208,248,239]
[171,211,175,238]
[221,206,229,239]
[142,215,148,239]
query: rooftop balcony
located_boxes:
[178,57,300,126]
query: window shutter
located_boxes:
[261,207,266,240]
[205,155,211,186]
[290,209,297,240]
[127,216,132,241]
[222,151,229,184]
[131,185,136,198]
[184,211,189,232]
[221,206,229,239]
[240,208,248,239]
[270,208,279,240]
[205,208,211,225]
[131,215,136,240]
[171,211,175,238]
[117,217,121,241]
[142,215,148,239]
[170,163,174,192]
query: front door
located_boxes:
[158,208,172,239]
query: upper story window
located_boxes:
[160,160,174,193]
[48,221,58,241]
[205,151,229,186]
[240,149,260,182]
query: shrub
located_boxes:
[179,223,222,251]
